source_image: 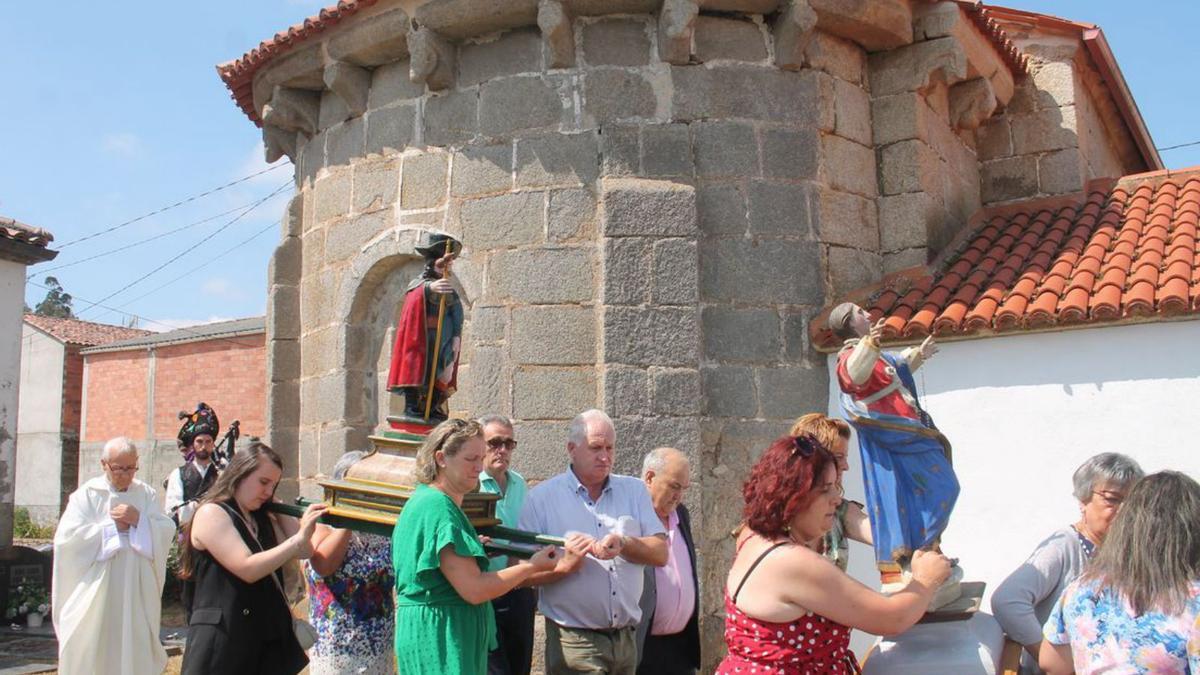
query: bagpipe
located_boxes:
[177,406,240,469]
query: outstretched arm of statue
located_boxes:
[902,335,939,372]
[843,324,884,386]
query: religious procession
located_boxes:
[4,1,1200,675]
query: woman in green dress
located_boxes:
[392,419,560,674]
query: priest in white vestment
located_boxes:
[52,437,176,675]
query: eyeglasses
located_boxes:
[1092,491,1124,507]
[103,462,138,473]
[486,437,517,451]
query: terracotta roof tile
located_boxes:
[24,314,153,346]
[0,216,54,248]
[216,0,380,126]
[812,167,1200,349]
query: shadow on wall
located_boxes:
[911,320,1200,396]
[344,254,426,438]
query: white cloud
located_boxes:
[143,316,238,333]
[200,277,246,301]
[101,132,143,157]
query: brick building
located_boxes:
[217,1,1163,666]
[79,317,266,493]
[17,315,151,524]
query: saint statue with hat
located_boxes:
[828,302,963,607]
[386,232,464,422]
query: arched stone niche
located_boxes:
[323,227,480,470]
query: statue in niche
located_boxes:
[828,302,963,607]
[386,232,464,423]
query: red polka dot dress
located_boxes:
[715,542,860,674]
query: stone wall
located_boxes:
[244,0,1057,667]
[871,2,1017,273]
[977,31,1147,205]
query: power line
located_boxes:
[1157,140,1200,152]
[58,163,290,248]
[40,197,286,275]
[112,217,281,311]
[24,277,266,350]
[76,182,292,316]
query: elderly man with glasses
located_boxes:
[476,414,538,675]
[635,447,700,675]
[52,437,175,675]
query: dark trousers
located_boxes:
[488,587,537,675]
[638,630,698,675]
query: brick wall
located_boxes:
[152,334,267,440]
[83,333,266,443]
[61,345,84,434]
[83,350,149,442]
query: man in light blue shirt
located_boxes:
[519,409,668,674]
[476,414,536,674]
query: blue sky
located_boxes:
[2,1,1197,331]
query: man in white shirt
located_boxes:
[53,437,175,675]
[519,409,668,674]
[164,403,220,526]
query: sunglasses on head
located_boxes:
[791,435,818,458]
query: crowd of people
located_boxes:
[47,404,1200,674]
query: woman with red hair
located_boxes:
[716,434,952,674]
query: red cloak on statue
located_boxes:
[386,284,459,393]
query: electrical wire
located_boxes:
[112,217,281,311]
[24,277,267,350]
[39,197,285,275]
[75,181,292,316]
[1157,140,1200,152]
[57,163,290,248]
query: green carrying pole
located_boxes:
[265,500,564,559]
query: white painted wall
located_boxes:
[16,324,64,522]
[828,319,1200,654]
[0,260,27,545]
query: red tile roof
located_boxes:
[216,0,379,127]
[1,216,54,248]
[217,0,1027,127]
[24,314,153,347]
[811,167,1200,350]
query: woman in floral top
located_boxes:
[304,452,395,675]
[1041,471,1200,675]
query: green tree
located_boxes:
[33,276,74,318]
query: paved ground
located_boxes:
[0,624,185,674]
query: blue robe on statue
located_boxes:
[840,352,959,566]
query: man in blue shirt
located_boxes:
[519,409,668,674]
[477,414,535,675]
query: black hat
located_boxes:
[414,232,462,260]
[178,403,220,448]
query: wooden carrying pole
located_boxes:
[423,241,451,420]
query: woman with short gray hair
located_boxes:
[991,452,1143,672]
[303,451,395,675]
